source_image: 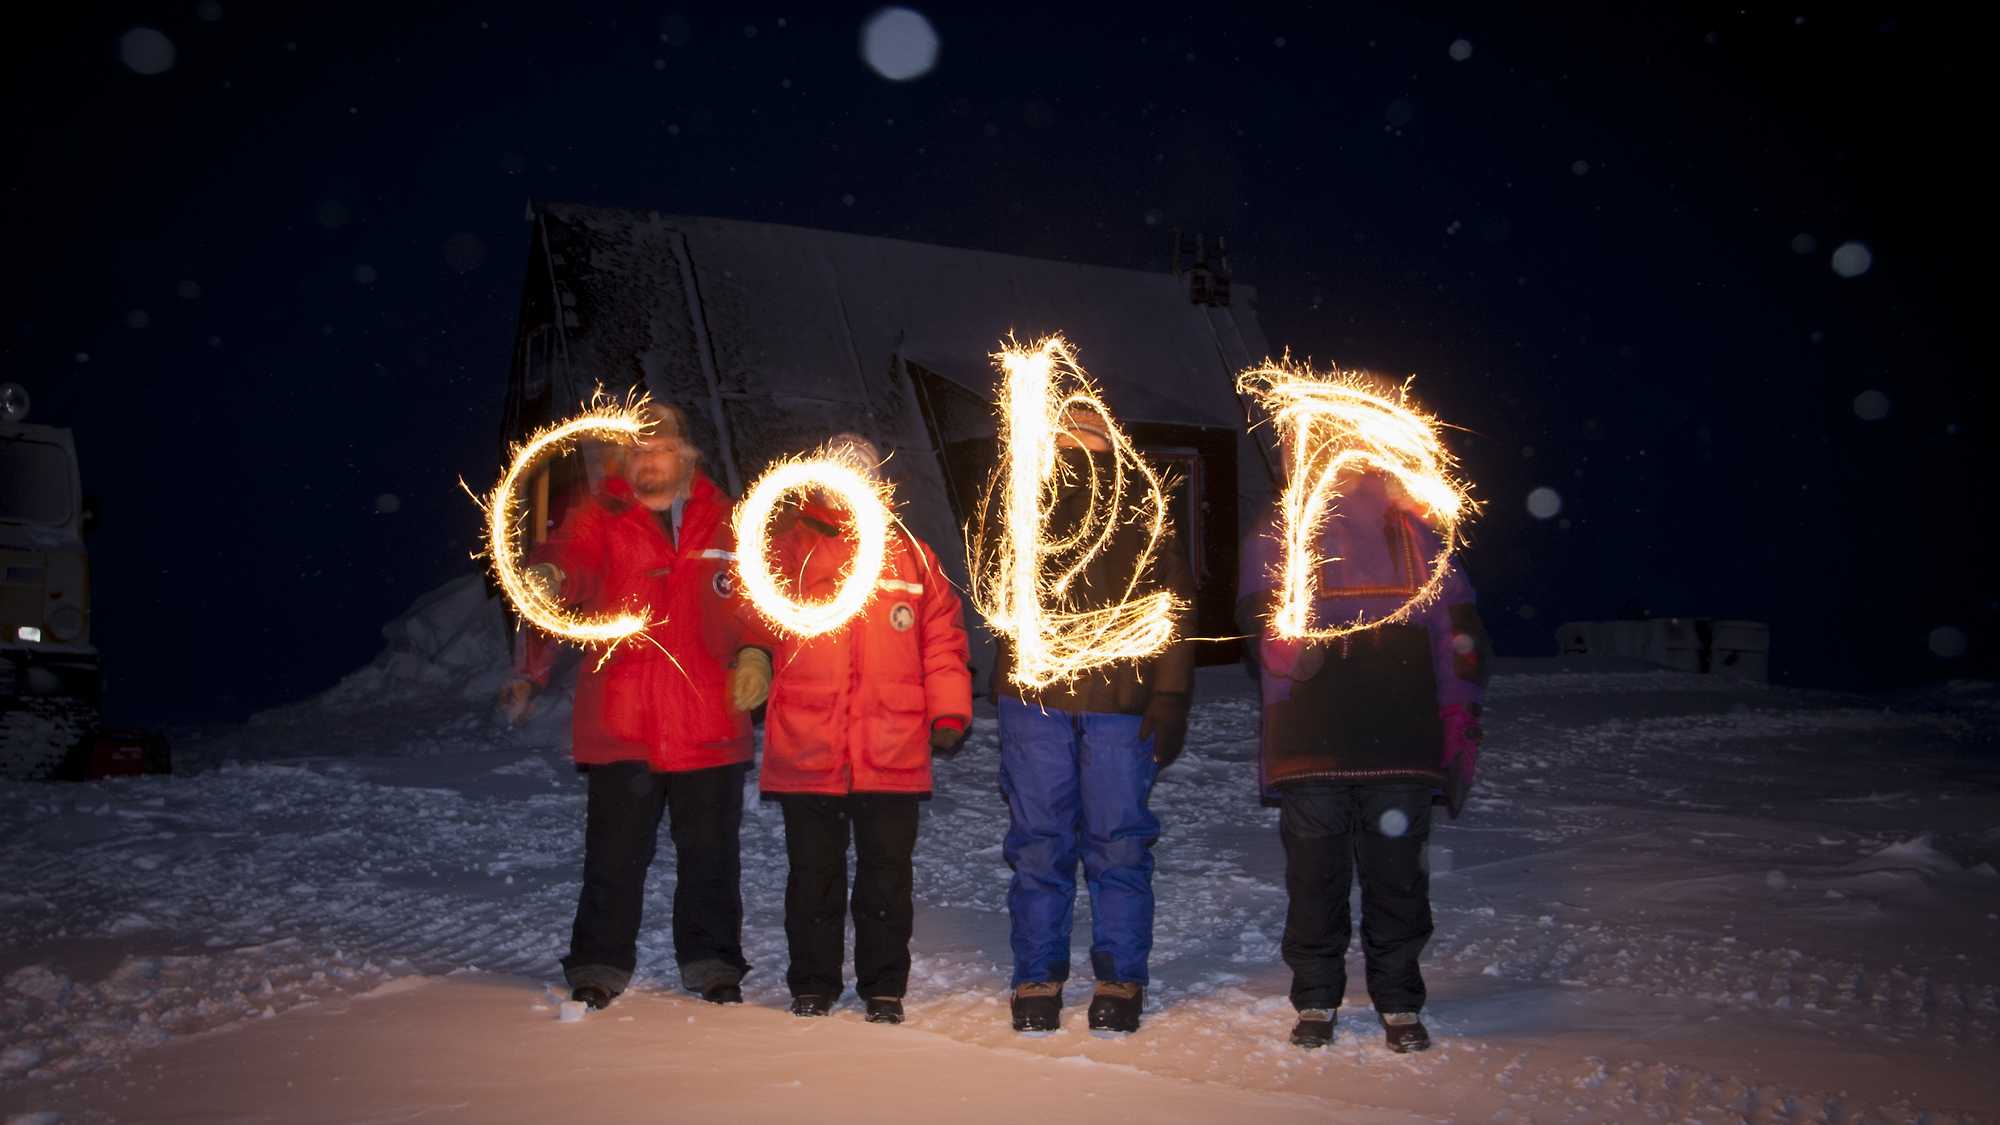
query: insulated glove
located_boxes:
[523,562,565,600]
[1439,702,1483,818]
[498,678,536,725]
[729,647,773,712]
[929,718,968,758]
[1259,635,1326,683]
[1139,691,1191,769]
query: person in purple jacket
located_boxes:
[1237,467,1490,1053]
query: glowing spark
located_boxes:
[1237,358,1476,640]
[478,393,657,648]
[734,442,896,637]
[969,334,1183,689]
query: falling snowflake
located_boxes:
[126,309,150,329]
[1831,241,1872,278]
[841,193,856,207]
[374,493,402,515]
[1851,390,1890,421]
[1526,487,1562,519]
[1449,38,1473,61]
[1790,233,1816,255]
[120,28,176,75]
[860,7,939,82]
[1378,809,1410,838]
[1143,208,1163,226]
[1571,160,1590,176]
[1928,626,1968,659]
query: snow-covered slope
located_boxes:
[2,581,1996,1122]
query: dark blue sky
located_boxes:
[4,3,1988,724]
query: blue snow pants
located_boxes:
[997,698,1161,986]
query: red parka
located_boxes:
[749,503,973,797]
[518,473,753,771]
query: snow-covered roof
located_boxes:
[525,204,1278,677]
[533,203,1273,442]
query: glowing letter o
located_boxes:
[735,456,891,637]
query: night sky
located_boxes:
[5,3,1989,727]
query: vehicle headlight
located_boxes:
[46,604,84,642]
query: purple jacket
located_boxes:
[1237,473,1488,789]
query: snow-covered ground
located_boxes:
[2,581,1997,1122]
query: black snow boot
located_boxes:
[1087,981,1144,1034]
[790,994,835,1018]
[1380,1011,1431,1053]
[1010,981,1062,1032]
[701,982,743,1005]
[864,997,905,1024]
[1289,1008,1334,1049]
[571,985,613,1012]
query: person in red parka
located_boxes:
[744,433,973,1025]
[502,403,772,1011]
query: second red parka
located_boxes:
[749,502,973,796]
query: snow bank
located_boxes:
[301,573,512,712]
[188,574,569,769]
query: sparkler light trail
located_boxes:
[969,334,1183,689]
[1237,358,1477,640]
[474,394,657,649]
[733,441,896,637]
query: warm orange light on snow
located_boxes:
[733,442,896,637]
[474,394,656,649]
[968,334,1182,689]
[1237,359,1476,640]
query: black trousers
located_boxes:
[778,793,921,1001]
[1278,782,1434,1013]
[562,761,750,997]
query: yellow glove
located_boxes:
[729,648,773,712]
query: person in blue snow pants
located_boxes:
[998,702,1162,989]
[973,408,1195,1035]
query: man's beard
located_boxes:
[632,469,680,501]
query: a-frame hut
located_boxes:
[502,203,1278,687]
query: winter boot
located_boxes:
[864,997,905,1025]
[571,985,613,1012]
[790,994,834,1018]
[701,982,743,1005]
[1087,981,1144,1034]
[1289,1008,1335,1049]
[1010,981,1063,1032]
[1380,1010,1431,1053]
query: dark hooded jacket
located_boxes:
[983,448,1196,714]
[1236,473,1489,790]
